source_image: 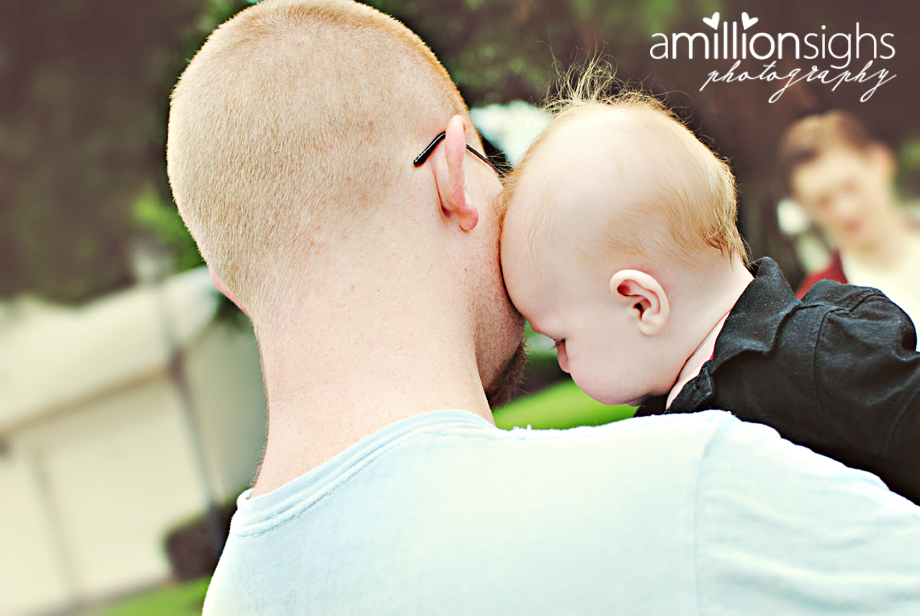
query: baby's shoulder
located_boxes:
[800,278,896,314]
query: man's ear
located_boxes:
[209,267,248,316]
[433,114,479,232]
[609,269,669,336]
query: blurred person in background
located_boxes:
[779,111,920,335]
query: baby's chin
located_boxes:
[577,380,643,407]
[599,383,654,407]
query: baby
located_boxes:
[500,91,920,505]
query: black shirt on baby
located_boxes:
[636,257,920,505]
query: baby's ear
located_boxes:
[609,270,669,336]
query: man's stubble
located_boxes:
[485,336,528,409]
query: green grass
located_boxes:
[495,378,636,430]
[95,577,210,616]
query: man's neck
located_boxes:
[843,212,914,270]
[250,271,493,497]
[666,259,754,408]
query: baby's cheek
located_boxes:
[497,261,528,312]
[568,350,627,406]
[569,368,610,405]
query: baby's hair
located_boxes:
[777,110,878,195]
[503,61,746,270]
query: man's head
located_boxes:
[500,89,743,405]
[168,0,524,406]
[778,110,899,252]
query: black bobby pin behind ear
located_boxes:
[413,131,504,176]
[414,132,447,167]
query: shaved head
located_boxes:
[167,0,469,320]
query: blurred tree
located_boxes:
[369,0,920,286]
[0,0,252,302]
[2,0,916,302]
[2,0,181,300]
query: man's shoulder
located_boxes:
[402,409,864,481]
[379,410,738,485]
[360,410,875,511]
[493,407,732,445]
[225,410,767,537]
[206,410,920,616]
[433,409,752,474]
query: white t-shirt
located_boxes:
[842,234,920,347]
[203,409,920,615]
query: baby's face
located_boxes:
[500,130,658,406]
[500,239,642,406]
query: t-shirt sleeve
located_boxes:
[695,412,920,614]
[813,293,920,502]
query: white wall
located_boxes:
[186,323,267,500]
[3,379,206,615]
[0,319,267,616]
[0,451,72,616]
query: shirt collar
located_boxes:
[709,257,799,371]
[635,257,798,416]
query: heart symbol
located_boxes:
[702,12,720,30]
[741,12,759,30]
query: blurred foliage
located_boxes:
[363,0,728,106]
[0,0,249,302]
[495,378,636,430]
[3,0,185,301]
[2,0,918,302]
[133,187,204,273]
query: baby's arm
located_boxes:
[815,293,920,504]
